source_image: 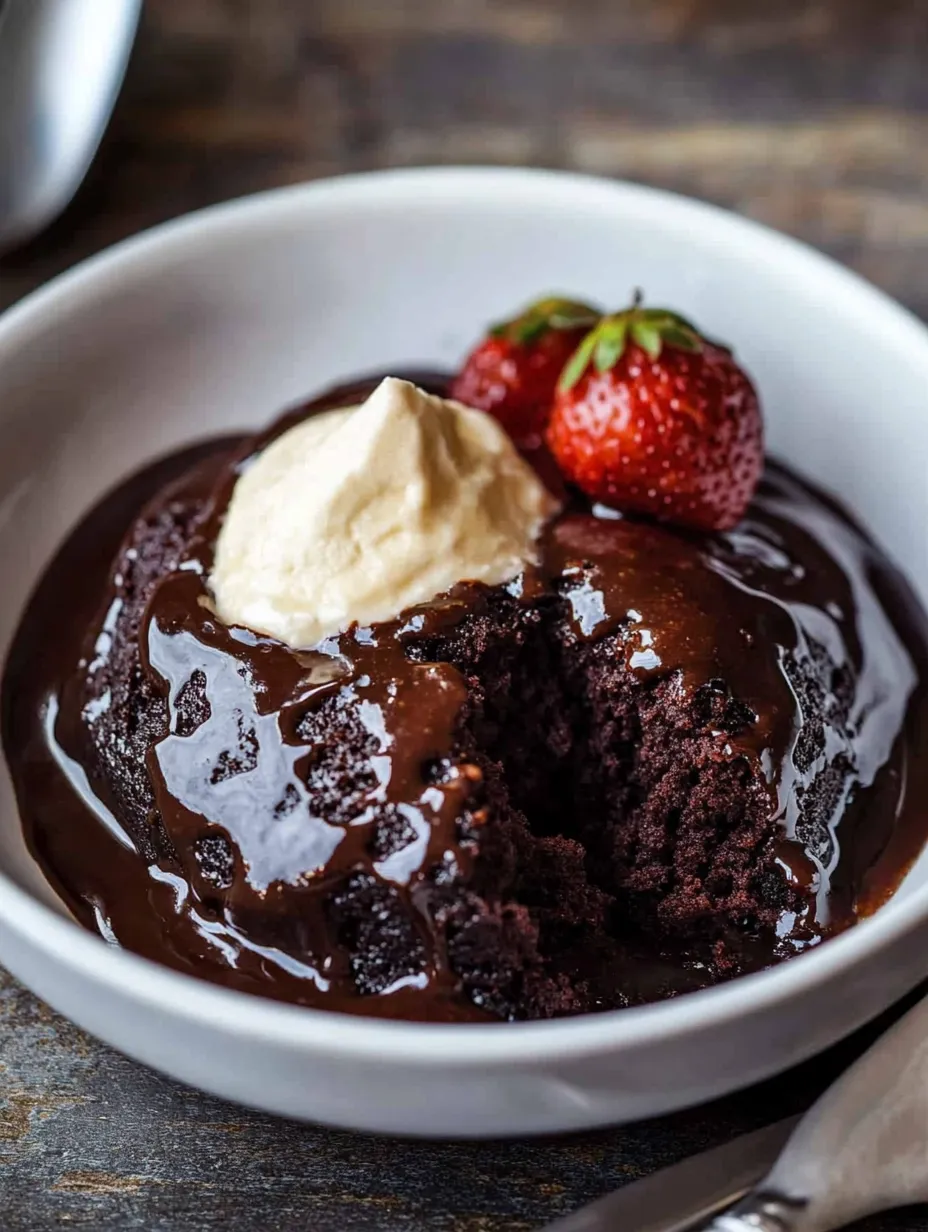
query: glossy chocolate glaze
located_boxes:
[4,371,928,1022]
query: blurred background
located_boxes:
[3,0,928,318]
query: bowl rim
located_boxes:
[3,164,928,1064]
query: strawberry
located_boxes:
[546,300,763,531]
[450,296,601,445]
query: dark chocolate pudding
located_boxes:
[5,371,928,1022]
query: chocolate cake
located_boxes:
[5,371,928,1023]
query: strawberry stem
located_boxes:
[489,296,601,346]
[558,298,704,392]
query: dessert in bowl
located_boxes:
[5,306,927,1026]
[1,169,928,1133]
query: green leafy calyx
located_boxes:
[490,296,602,346]
[558,298,703,392]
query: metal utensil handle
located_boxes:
[709,1191,808,1231]
[541,1118,800,1231]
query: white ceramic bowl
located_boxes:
[2,168,928,1138]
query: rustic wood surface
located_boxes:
[3,2,928,1228]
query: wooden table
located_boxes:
[3,3,928,1227]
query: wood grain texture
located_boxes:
[4,0,928,316]
[3,2,928,1228]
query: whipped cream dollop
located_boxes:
[210,377,559,648]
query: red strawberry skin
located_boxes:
[450,298,600,445]
[547,336,763,532]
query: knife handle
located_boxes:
[709,1191,808,1231]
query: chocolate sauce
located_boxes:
[4,371,928,1022]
